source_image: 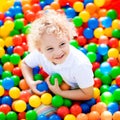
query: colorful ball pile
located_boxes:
[0,0,120,120]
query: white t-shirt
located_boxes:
[24,45,94,89]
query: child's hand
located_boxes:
[29,80,46,95]
[46,76,62,95]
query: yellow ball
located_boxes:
[64,114,76,120]
[9,87,20,99]
[29,95,41,108]
[0,38,5,47]
[4,20,14,31]
[94,27,104,38]
[0,26,10,38]
[93,87,100,99]
[94,0,105,7]
[79,10,90,22]
[104,27,112,37]
[73,1,84,12]
[0,86,5,96]
[41,93,52,105]
[0,47,5,58]
[5,37,13,47]
[12,100,26,112]
[112,19,120,29]
[108,48,119,58]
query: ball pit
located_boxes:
[0,0,120,120]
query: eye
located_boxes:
[60,42,65,47]
[47,47,53,51]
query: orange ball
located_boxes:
[76,113,88,120]
[88,111,100,120]
[112,111,120,120]
[22,4,31,13]
[50,1,60,10]
[85,3,97,14]
[98,8,107,17]
[60,82,71,90]
[101,111,112,120]
[19,79,29,90]
[3,62,14,71]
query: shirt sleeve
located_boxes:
[23,50,42,68]
[74,63,94,88]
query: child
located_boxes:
[21,9,94,115]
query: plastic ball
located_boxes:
[1,96,13,106]
[37,114,48,120]
[94,27,104,38]
[108,48,119,58]
[0,104,11,114]
[107,102,119,114]
[109,84,119,93]
[50,1,60,10]
[110,66,120,79]
[52,95,64,108]
[4,20,14,31]
[49,114,61,120]
[112,29,120,39]
[6,111,18,120]
[112,19,120,29]
[76,113,88,120]
[2,77,14,90]
[36,81,48,92]
[100,92,114,105]
[88,17,99,29]
[98,35,109,45]
[101,111,112,120]
[14,19,24,30]
[3,62,14,71]
[87,111,100,120]
[107,57,118,67]
[0,112,5,120]
[83,28,93,39]
[0,86,4,96]
[94,0,105,7]
[64,114,76,120]
[29,95,41,108]
[10,53,21,65]
[79,10,90,22]
[70,104,82,116]
[26,110,37,120]
[60,82,70,90]
[87,43,97,52]
[19,79,29,90]
[107,9,118,20]
[73,1,84,12]
[18,112,26,120]
[100,85,109,94]
[12,67,22,77]
[112,111,120,120]
[80,103,90,114]
[12,100,26,112]
[0,47,5,58]
[113,88,120,102]
[0,38,5,47]
[72,16,83,27]
[12,35,22,46]
[93,87,100,99]
[57,106,70,119]
[85,3,97,14]
[41,93,52,105]
[9,87,20,99]
[2,71,12,79]
[108,38,119,48]
[63,98,72,107]
[11,75,20,86]
[86,52,97,63]
[13,46,24,56]
[93,77,102,88]
[65,7,77,18]
[50,73,63,85]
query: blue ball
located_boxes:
[33,66,40,75]
[6,46,14,54]
[0,20,3,26]
[65,7,77,18]
[36,81,48,92]
[49,114,61,120]
[101,17,112,28]
[83,28,94,39]
[85,98,96,107]
[80,103,90,113]
[2,77,14,90]
[88,18,99,29]
[97,44,109,55]
[37,114,49,120]
[1,96,13,106]
[0,65,3,75]
[109,84,119,93]
[107,102,119,114]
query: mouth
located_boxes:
[55,54,64,60]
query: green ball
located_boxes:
[87,43,97,52]
[22,51,30,59]
[94,68,104,79]
[70,39,79,48]
[100,85,109,94]
[100,91,114,105]
[26,110,37,120]
[22,24,31,34]
[2,71,12,79]
[15,13,24,19]
[1,54,10,64]
[10,29,20,36]
[11,75,20,86]
[110,66,120,79]
[112,29,120,39]
[14,19,24,30]
[101,74,112,85]
[6,111,17,120]
[72,16,83,27]
[50,73,63,85]
[10,53,21,65]
[86,52,97,63]
[33,74,44,81]
[0,112,6,120]
[52,95,64,108]
[63,98,72,107]
[113,88,120,102]
[107,9,118,20]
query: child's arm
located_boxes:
[21,60,46,95]
[46,76,93,100]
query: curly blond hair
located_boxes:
[27,9,77,51]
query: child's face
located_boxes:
[39,33,70,64]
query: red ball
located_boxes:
[12,35,23,46]
[13,46,24,56]
[25,10,35,22]
[57,106,70,118]
[94,77,102,88]
[107,57,119,67]
[76,35,87,46]
[70,104,82,116]
[20,34,27,43]
[58,0,68,7]
[18,112,26,120]
[31,3,41,13]
[116,75,120,87]
[0,104,11,114]
[92,62,100,71]
[108,38,119,48]
[21,42,28,51]
[0,12,5,20]
[12,67,22,77]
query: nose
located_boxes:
[54,47,63,56]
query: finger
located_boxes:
[54,78,59,86]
